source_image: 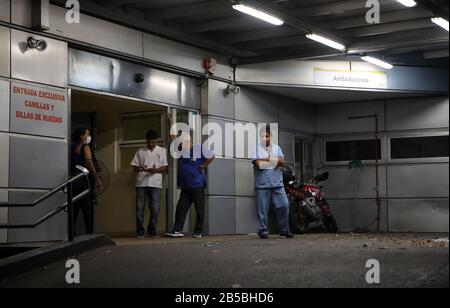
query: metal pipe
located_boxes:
[348,114,381,232]
[67,182,74,242]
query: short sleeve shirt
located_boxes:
[178,144,214,189]
[252,144,285,189]
[130,146,168,188]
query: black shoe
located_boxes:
[280,232,295,239]
[259,233,269,239]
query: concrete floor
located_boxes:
[1,233,448,288]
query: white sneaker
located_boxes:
[166,231,184,238]
[193,233,203,239]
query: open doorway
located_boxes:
[71,90,168,237]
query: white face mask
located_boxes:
[85,136,92,145]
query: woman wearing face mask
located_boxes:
[71,127,103,235]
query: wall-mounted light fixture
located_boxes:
[27,37,48,52]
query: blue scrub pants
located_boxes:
[256,187,290,235]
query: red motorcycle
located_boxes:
[283,167,338,234]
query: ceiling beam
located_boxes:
[416,0,449,19]
[52,0,256,57]
[290,0,399,17]
[423,49,449,59]
[323,8,432,30]
[235,35,313,50]
[338,18,436,38]
[144,0,228,21]
[99,0,141,6]
[219,9,431,44]
[348,28,449,53]
[184,17,260,33]
[221,27,301,44]
[237,0,347,45]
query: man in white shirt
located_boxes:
[131,130,168,238]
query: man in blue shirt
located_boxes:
[253,126,294,239]
[167,131,215,239]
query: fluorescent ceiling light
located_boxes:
[361,56,394,70]
[232,4,284,26]
[306,34,346,51]
[396,0,417,7]
[431,17,449,31]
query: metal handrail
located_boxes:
[0,166,91,241]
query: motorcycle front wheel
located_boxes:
[289,209,309,234]
[323,215,338,233]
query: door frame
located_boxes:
[69,88,201,235]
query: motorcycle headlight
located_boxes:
[311,192,318,197]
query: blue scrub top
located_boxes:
[178,144,214,189]
[252,144,285,189]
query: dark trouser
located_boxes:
[173,188,205,234]
[73,176,94,235]
[136,187,161,236]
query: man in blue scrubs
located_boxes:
[253,126,294,239]
[167,132,215,239]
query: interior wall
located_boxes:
[315,96,449,232]
[72,91,167,237]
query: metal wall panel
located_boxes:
[49,5,143,57]
[11,0,31,27]
[202,79,235,119]
[0,0,10,22]
[386,97,449,131]
[329,199,388,232]
[356,200,388,232]
[10,82,67,138]
[235,88,278,124]
[9,136,68,189]
[69,49,201,109]
[0,190,7,243]
[207,197,236,235]
[318,165,387,199]
[8,191,66,243]
[235,197,259,234]
[279,131,294,164]
[0,133,9,188]
[11,29,68,88]
[234,120,259,160]
[0,80,9,131]
[387,163,449,198]
[389,199,449,232]
[206,158,236,196]
[278,96,315,133]
[235,160,255,197]
[143,33,233,81]
[0,26,10,78]
[316,101,385,134]
[202,116,234,158]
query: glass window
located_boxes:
[122,113,162,142]
[326,139,381,162]
[119,112,164,170]
[391,136,449,159]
